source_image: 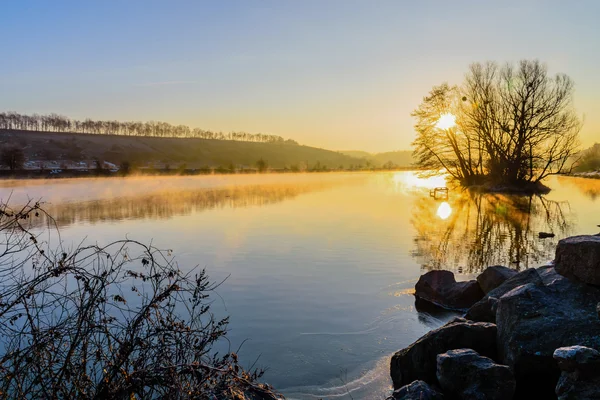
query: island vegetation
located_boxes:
[412,59,582,192]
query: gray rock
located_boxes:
[476,265,517,294]
[537,264,562,285]
[554,345,600,373]
[390,318,497,389]
[415,270,484,310]
[390,380,445,400]
[464,268,541,323]
[436,349,515,400]
[496,275,600,397]
[555,235,600,285]
[554,346,600,400]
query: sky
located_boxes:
[1,0,599,152]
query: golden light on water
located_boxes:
[393,172,447,190]
[435,113,456,130]
[437,202,452,220]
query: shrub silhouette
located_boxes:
[0,202,280,399]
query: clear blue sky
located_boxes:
[1,0,599,152]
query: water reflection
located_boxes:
[392,172,447,193]
[28,181,349,229]
[558,176,600,200]
[411,191,575,273]
[436,202,452,220]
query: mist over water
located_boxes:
[2,172,599,398]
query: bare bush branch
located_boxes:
[0,202,281,399]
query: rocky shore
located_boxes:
[389,234,600,399]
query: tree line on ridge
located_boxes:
[0,111,297,144]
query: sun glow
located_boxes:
[435,113,456,130]
[436,202,452,220]
[392,172,447,190]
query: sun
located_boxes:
[435,113,456,130]
[436,202,452,220]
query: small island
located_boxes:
[411,60,581,194]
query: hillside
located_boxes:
[575,143,600,172]
[340,150,414,167]
[1,129,366,170]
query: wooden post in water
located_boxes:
[429,187,449,200]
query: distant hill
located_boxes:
[340,150,414,167]
[575,143,600,172]
[1,129,366,170]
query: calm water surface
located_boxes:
[2,172,600,399]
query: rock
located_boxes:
[414,296,463,326]
[390,317,497,389]
[390,380,445,400]
[553,345,600,373]
[464,268,542,323]
[537,264,561,285]
[496,274,600,398]
[538,232,555,239]
[436,349,515,400]
[554,346,600,400]
[555,235,600,285]
[415,270,484,310]
[476,265,517,294]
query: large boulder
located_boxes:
[464,268,542,323]
[390,380,445,400]
[496,271,600,398]
[390,318,497,389]
[476,265,517,294]
[436,349,515,400]
[555,235,600,285]
[554,346,600,400]
[415,270,484,310]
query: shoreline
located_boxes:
[0,167,415,180]
[568,171,600,180]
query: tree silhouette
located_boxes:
[0,111,296,144]
[0,145,26,170]
[0,202,281,399]
[412,60,581,187]
[256,158,268,172]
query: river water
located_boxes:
[1,172,599,399]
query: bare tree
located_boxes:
[411,83,482,184]
[0,145,26,170]
[413,60,581,189]
[256,158,268,173]
[0,111,290,144]
[0,202,281,399]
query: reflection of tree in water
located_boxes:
[29,182,339,229]
[411,192,575,273]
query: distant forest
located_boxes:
[575,143,600,172]
[0,111,295,144]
